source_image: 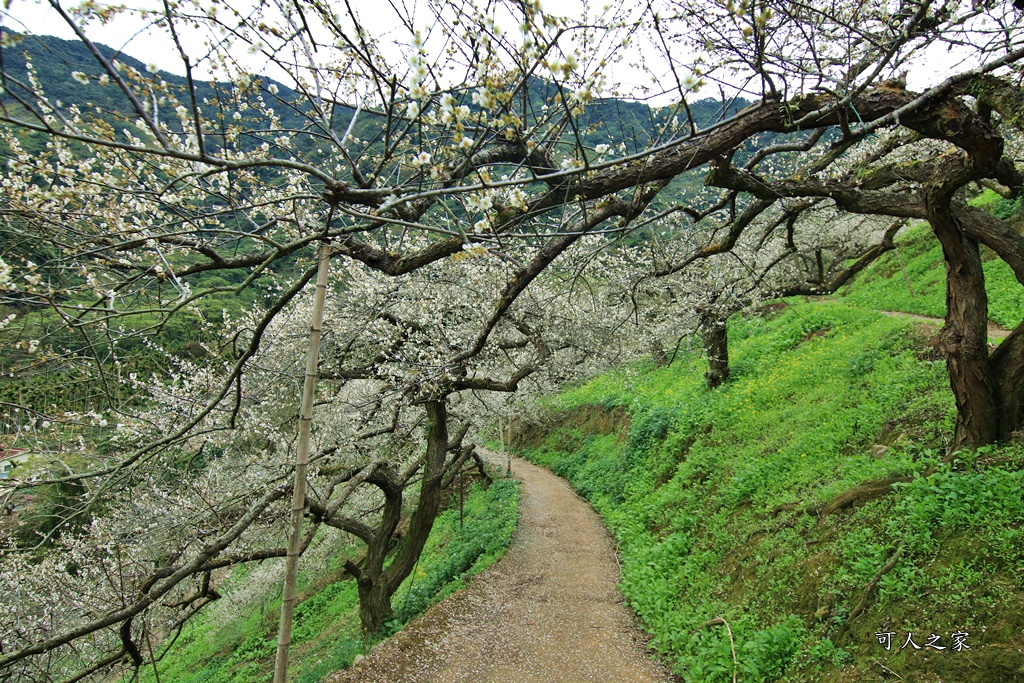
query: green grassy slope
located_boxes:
[840,192,1024,330]
[520,302,1024,682]
[140,478,519,683]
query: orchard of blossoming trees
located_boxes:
[0,0,1021,679]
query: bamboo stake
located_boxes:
[273,240,331,683]
[498,417,505,476]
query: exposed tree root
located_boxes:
[836,544,905,642]
[819,476,914,516]
[770,475,916,520]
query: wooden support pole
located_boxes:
[273,240,331,683]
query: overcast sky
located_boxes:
[1,0,616,80]
[0,0,996,104]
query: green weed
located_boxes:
[521,301,1024,681]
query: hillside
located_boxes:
[840,193,1024,329]
[139,478,519,683]
[518,287,1024,680]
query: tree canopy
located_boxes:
[0,0,1022,679]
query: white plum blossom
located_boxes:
[506,187,529,211]
[465,192,495,212]
[0,258,12,289]
[472,87,496,109]
[681,72,703,92]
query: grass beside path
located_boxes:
[520,302,1024,682]
[138,477,520,683]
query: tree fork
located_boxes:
[345,401,451,633]
[927,192,999,449]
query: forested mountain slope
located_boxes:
[0,33,750,166]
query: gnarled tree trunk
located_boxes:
[929,205,999,449]
[344,400,450,633]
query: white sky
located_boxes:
[2,0,701,104]
[0,0,1006,104]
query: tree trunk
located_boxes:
[346,400,450,634]
[990,326,1024,441]
[702,319,730,389]
[381,401,448,593]
[649,339,668,368]
[355,574,395,634]
[927,194,999,449]
[347,472,403,633]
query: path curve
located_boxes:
[326,456,674,683]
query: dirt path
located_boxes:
[326,456,674,683]
[879,309,1011,340]
[876,311,1011,339]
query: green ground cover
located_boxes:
[521,302,1024,682]
[840,191,1024,330]
[139,477,519,683]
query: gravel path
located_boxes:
[326,456,674,683]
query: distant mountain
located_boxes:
[0,32,334,134]
[0,33,788,225]
[1,33,754,154]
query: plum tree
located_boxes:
[0,0,1021,679]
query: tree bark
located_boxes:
[347,468,403,633]
[344,400,450,633]
[925,189,999,450]
[650,339,668,368]
[381,400,449,594]
[989,326,1024,441]
[702,319,730,389]
[355,574,396,634]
